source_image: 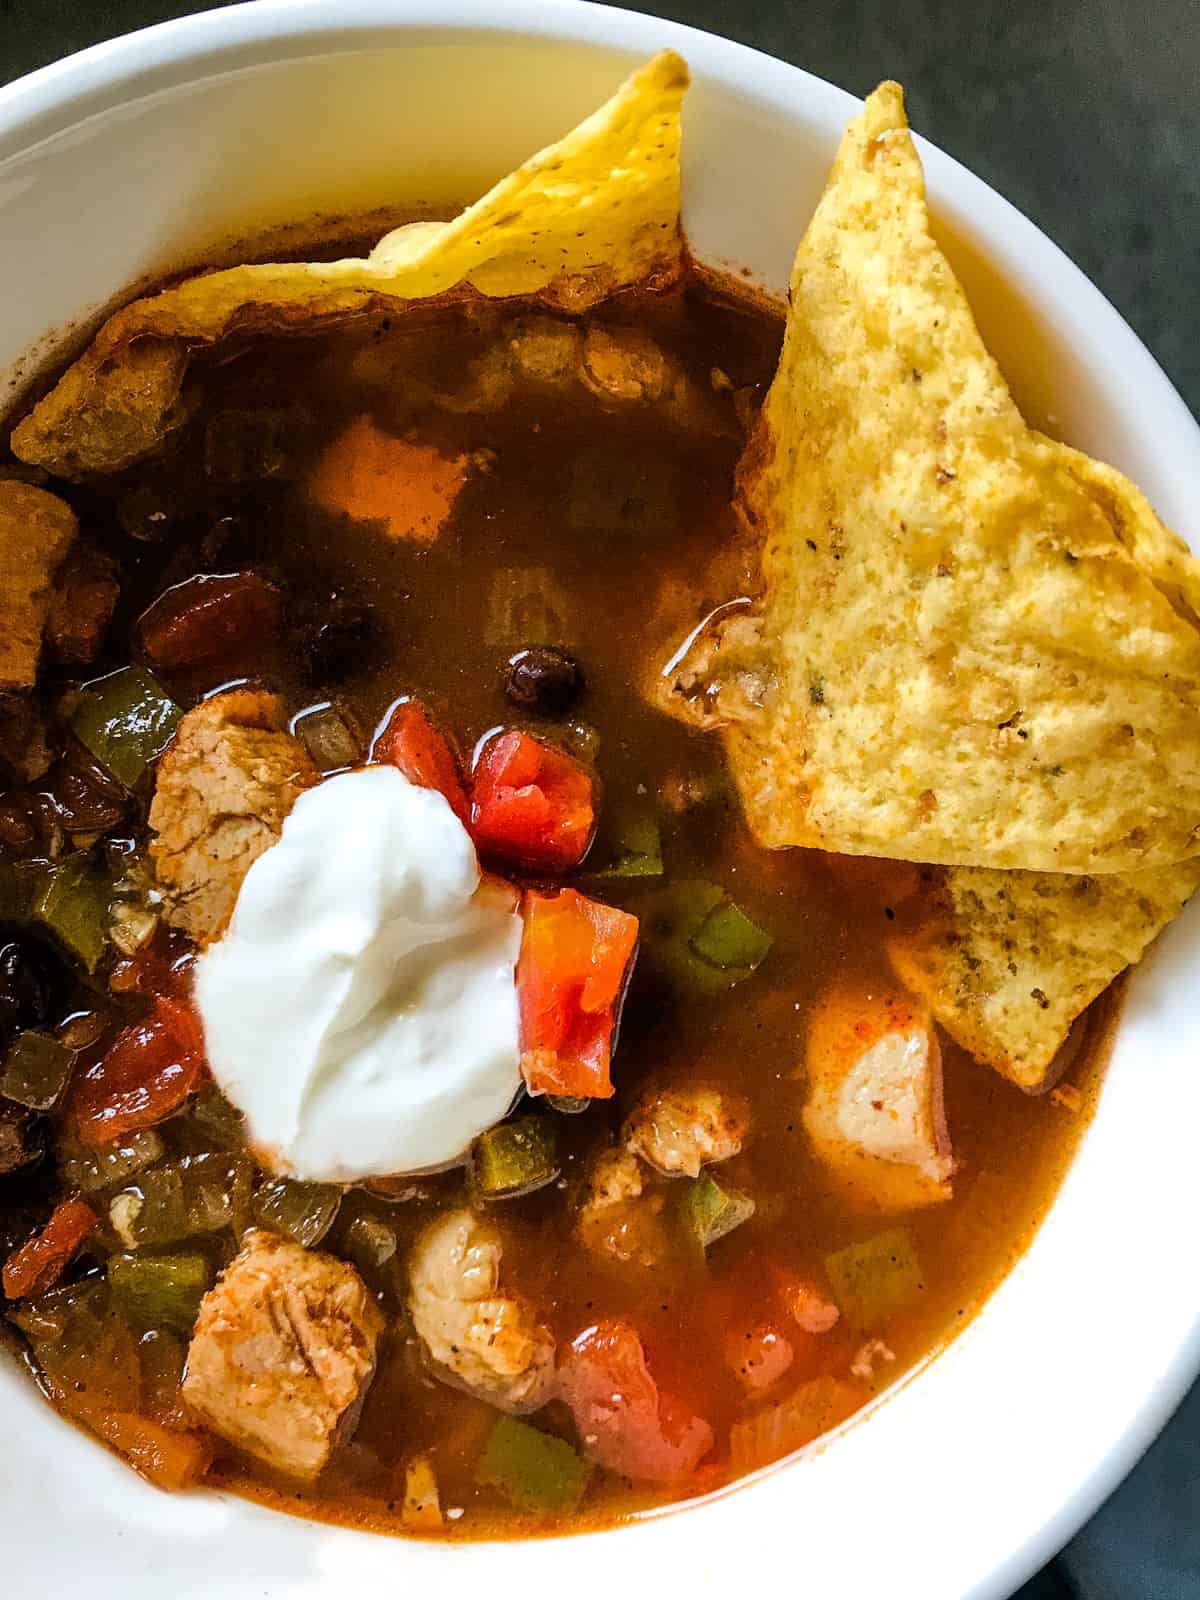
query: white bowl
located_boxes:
[2,4,1198,1595]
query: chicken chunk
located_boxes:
[182,1229,383,1482]
[0,480,78,689]
[408,1207,555,1414]
[802,987,955,1212]
[577,1145,667,1267]
[149,689,317,944]
[623,1083,749,1178]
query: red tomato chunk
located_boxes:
[137,572,282,670]
[471,730,595,872]
[558,1318,714,1485]
[72,997,204,1145]
[2,1197,97,1300]
[373,698,470,824]
[518,888,639,1099]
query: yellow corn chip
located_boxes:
[12,50,688,478]
[726,81,1200,875]
[889,859,1200,1089]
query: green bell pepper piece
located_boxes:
[477,1415,592,1513]
[71,666,181,790]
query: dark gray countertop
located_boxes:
[1,2,1197,1595]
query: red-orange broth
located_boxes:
[0,247,1110,1538]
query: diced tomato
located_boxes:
[109,928,196,1003]
[72,997,205,1146]
[517,888,638,1099]
[470,729,595,872]
[558,1319,714,1485]
[137,573,283,671]
[2,1198,97,1300]
[372,698,470,824]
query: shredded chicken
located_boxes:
[182,1230,383,1481]
[576,1145,667,1267]
[623,1083,749,1178]
[148,689,317,944]
[407,1207,555,1414]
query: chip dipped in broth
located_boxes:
[713,82,1200,878]
[11,50,689,479]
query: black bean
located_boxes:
[0,938,57,1041]
[299,602,379,684]
[504,647,583,716]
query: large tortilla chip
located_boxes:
[727,81,1200,875]
[11,50,688,479]
[889,859,1200,1089]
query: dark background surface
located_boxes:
[1,1,1197,1595]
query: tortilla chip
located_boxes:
[11,50,688,479]
[0,480,78,689]
[889,859,1200,1089]
[724,80,1200,875]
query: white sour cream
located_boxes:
[195,765,523,1182]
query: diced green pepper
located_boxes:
[71,666,181,790]
[57,1128,164,1194]
[591,816,663,879]
[342,1215,399,1273]
[0,1029,74,1110]
[825,1228,923,1331]
[108,1251,212,1335]
[470,1116,560,1199]
[253,1178,342,1247]
[111,1152,254,1248]
[477,1415,592,1513]
[32,855,111,971]
[292,703,363,773]
[186,1085,246,1148]
[679,1170,755,1252]
[642,879,770,993]
[688,900,772,972]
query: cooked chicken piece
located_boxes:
[182,1229,383,1482]
[802,987,955,1212]
[624,1083,749,1178]
[577,1145,667,1267]
[0,481,78,689]
[408,1207,555,1414]
[850,1339,896,1381]
[783,1279,841,1335]
[149,689,317,944]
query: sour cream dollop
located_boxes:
[195,764,524,1182]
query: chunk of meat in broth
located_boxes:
[148,689,317,945]
[623,1083,749,1178]
[802,987,955,1212]
[182,1230,383,1482]
[0,480,78,689]
[407,1207,555,1414]
[576,1145,668,1267]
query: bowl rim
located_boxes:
[1,5,1199,1597]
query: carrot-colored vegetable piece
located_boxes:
[86,1409,213,1490]
[373,698,470,824]
[558,1318,713,1485]
[309,415,469,544]
[137,573,282,671]
[471,730,596,872]
[2,1197,97,1300]
[72,997,204,1146]
[517,888,638,1099]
